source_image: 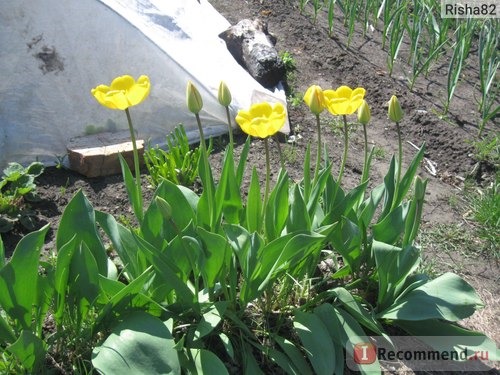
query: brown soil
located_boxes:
[2,0,498,372]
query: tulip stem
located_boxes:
[195,113,207,154]
[125,108,143,216]
[361,123,369,184]
[392,121,403,209]
[314,113,322,182]
[274,136,285,170]
[224,106,234,148]
[263,138,271,221]
[337,115,349,188]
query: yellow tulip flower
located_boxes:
[303,85,325,115]
[323,86,366,115]
[235,102,286,139]
[91,75,150,110]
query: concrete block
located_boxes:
[67,131,144,177]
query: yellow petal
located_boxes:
[127,75,151,106]
[324,86,366,115]
[91,75,151,110]
[235,102,286,138]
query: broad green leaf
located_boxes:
[242,342,265,375]
[192,348,229,375]
[378,272,483,321]
[53,236,77,324]
[224,224,261,284]
[155,179,196,231]
[67,243,100,327]
[373,240,420,310]
[328,217,362,268]
[119,154,143,222]
[96,266,156,323]
[294,310,335,375]
[216,145,243,224]
[267,347,304,375]
[133,233,195,304]
[246,168,262,233]
[25,162,44,177]
[330,288,384,335]
[359,183,385,227]
[372,202,409,244]
[252,232,325,298]
[0,313,16,345]
[92,312,180,374]
[7,330,46,373]
[287,184,311,232]
[236,136,251,186]
[303,143,311,201]
[57,190,107,275]
[379,156,396,220]
[343,181,369,214]
[197,227,230,288]
[325,306,381,374]
[395,319,500,361]
[396,143,426,203]
[96,210,148,280]
[141,198,168,248]
[312,304,345,375]
[197,147,216,230]
[403,177,428,246]
[306,165,330,220]
[0,224,49,329]
[3,162,24,180]
[0,234,5,268]
[194,302,228,340]
[273,335,313,375]
[219,333,234,360]
[265,169,290,240]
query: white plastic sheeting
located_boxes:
[0,0,285,169]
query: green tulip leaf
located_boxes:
[92,312,180,374]
[378,272,483,321]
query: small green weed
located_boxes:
[464,178,500,258]
[0,161,44,233]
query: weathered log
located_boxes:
[219,19,285,88]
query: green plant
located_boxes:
[478,19,499,136]
[470,134,499,165]
[2,80,498,374]
[0,161,44,233]
[464,178,500,258]
[144,124,204,187]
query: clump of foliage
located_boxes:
[144,124,206,187]
[0,78,497,374]
[0,161,44,233]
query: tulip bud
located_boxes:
[357,100,371,125]
[218,81,232,107]
[388,95,403,122]
[303,85,325,115]
[187,81,203,114]
[155,196,172,221]
[414,176,427,201]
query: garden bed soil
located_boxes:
[2,0,498,372]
